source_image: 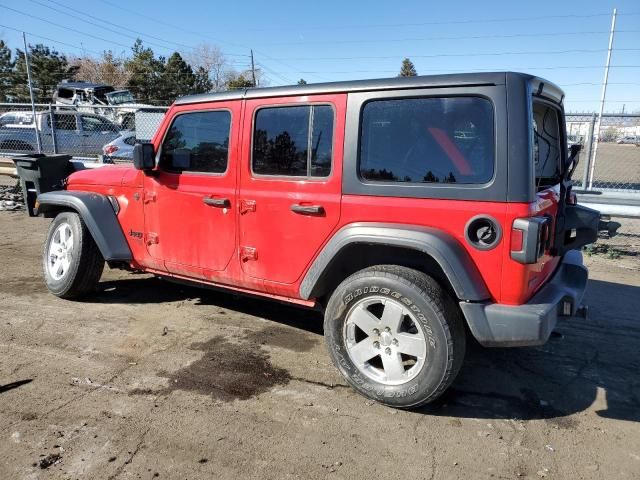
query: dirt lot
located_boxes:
[588,143,640,190]
[1,207,639,479]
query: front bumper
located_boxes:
[460,250,588,347]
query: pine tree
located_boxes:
[0,40,13,101]
[125,39,165,104]
[10,44,77,102]
[159,52,196,102]
[193,66,213,94]
[399,58,417,77]
[226,73,254,90]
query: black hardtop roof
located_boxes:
[57,81,114,91]
[175,71,564,105]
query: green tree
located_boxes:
[124,39,165,104]
[399,58,417,77]
[297,78,307,85]
[11,44,77,102]
[193,66,212,94]
[226,73,254,90]
[159,52,196,102]
[0,40,13,101]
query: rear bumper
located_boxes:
[460,250,588,347]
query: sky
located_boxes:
[0,0,639,112]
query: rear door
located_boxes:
[238,94,345,284]
[48,113,80,155]
[143,103,239,279]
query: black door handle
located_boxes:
[203,197,230,208]
[290,204,325,216]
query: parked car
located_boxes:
[0,111,34,127]
[0,111,121,156]
[566,134,584,148]
[616,135,639,145]
[31,72,599,409]
[103,131,136,161]
[53,81,151,129]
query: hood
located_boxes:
[66,164,134,187]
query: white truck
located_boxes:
[0,111,121,156]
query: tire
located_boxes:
[324,265,466,409]
[42,211,105,299]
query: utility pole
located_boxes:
[23,32,42,154]
[250,49,257,87]
[588,7,617,190]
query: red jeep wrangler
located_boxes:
[35,72,599,408]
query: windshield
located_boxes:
[106,90,136,105]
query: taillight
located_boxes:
[104,145,119,155]
[510,228,524,252]
[511,217,551,264]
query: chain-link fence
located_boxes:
[0,102,168,162]
[566,113,640,192]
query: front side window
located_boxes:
[81,115,118,133]
[252,105,334,177]
[160,110,231,174]
[359,97,494,184]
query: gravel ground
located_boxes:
[1,203,639,479]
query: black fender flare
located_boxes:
[299,222,490,302]
[37,191,132,262]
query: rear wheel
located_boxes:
[42,212,105,299]
[324,265,465,408]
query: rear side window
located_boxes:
[49,114,77,131]
[160,110,231,174]
[252,105,334,177]
[359,97,494,184]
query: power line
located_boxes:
[27,0,182,54]
[254,62,295,85]
[212,12,640,32]
[270,48,640,62]
[296,65,640,74]
[0,4,133,51]
[37,0,250,59]
[258,29,640,46]
[0,22,105,56]
[91,0,327,82]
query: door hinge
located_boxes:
[240,246,257,262]
[239,199,256,214]
[146,232,159,246]
[144,192,157,204]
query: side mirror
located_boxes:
[133,143,155,171]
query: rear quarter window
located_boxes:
[359,97,494,184]
[532,101,563,189]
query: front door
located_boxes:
[143,103,239,279]
[79,114,120,155]
[238,95,345,284]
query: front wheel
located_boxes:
[324,265,466,409]
[43,212,105,299]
